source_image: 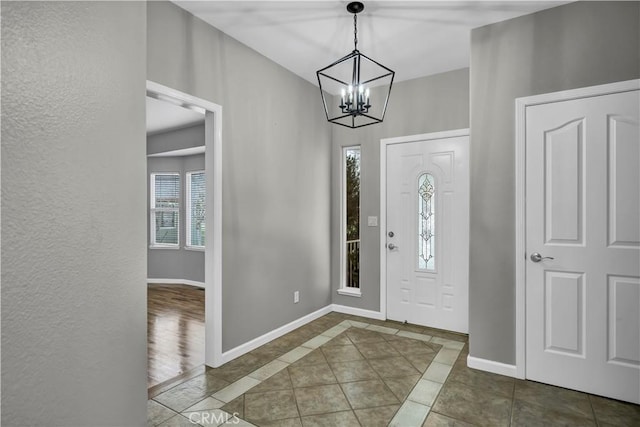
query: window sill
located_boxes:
[337,288,362,297]
[149,245,180,250]
[185,246,205,252]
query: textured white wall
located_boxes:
[1,2,148,425]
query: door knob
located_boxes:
[388,243,397,250]
[530,252,554,263]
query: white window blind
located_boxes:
[151,173,180,247]
[186,171,206,248]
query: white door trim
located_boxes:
[514,79,639,379]
[380,128,470,321]
[146,81,224,368]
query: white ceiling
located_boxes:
[146,96,205,134]
[172,1,569,86]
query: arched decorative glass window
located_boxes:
[418,173,435,270]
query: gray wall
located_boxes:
[1,2,147,426]
[148,153,205,284]
[147,123,204,155]
[331,69,470,312]
[147,1,333,351]
[469,1,640,364]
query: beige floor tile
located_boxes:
[248,359,289,381]
[422,411,475,427]
[212,377,261,403]
[511,399,595,426]
[321,325,349,338]
[354,340,401,359]
[246,369,292,394]
[258,417,302,427]
[383,375,421,401]
[288,362,337,388]
[340,379,400,409]
[321,343,363,363]
[407,379,442,406]
[514,379,592,420]
[396,330,433,342]
[366,324,399,335]
[294,384,351,416]
[369,356,421,378]
[289,348,328,367]
[301,335,332,349]
[154,374,230,412]
[182,397,226,413]
[278,347,313,364]
[221,395,244,419]
[329,359,379,383]
[158,414,202,427]
[346,320,369,329]
[432,379,511,426]
[354,404,401,427]
[447,363,513,398]
[423,362,453,384]
[389,400,431,427]
[432,348,460,366]
[590,395,640,426]
[244,389,299,424]
[430,337,466,350]
[148,400,178,426]
[300,410,360,427]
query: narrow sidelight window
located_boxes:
[186,171,206,248]
[150,173,180,247]
[343,146,361,289]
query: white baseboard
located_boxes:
[467,355,517,378]
[331,304,385,321]
[220,305,333,364]
[147,278,205,289]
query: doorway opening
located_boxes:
[145,81,223,392]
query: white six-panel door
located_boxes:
[386,133,469,333]
[525,89,640,403]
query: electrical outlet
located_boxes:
[294,291,299,304]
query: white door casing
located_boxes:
[383,131,469,333]
[521,83,639,403]
[146,81,224,368]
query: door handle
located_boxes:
[530,252,554,263]
[388,243,398,250]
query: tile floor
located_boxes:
[148,312,640,426]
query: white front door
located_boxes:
[525,88,640,403]
[385,132,469,333]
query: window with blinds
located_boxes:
[186,171,206,248]
[150,173,180,247]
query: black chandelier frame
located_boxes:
[316,1,395,129]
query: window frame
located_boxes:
[185,170,206,251]
[150,172,181,249]
[339,145,362,297]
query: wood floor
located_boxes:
[147,284,205,390]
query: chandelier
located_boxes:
[316,2,395,129]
